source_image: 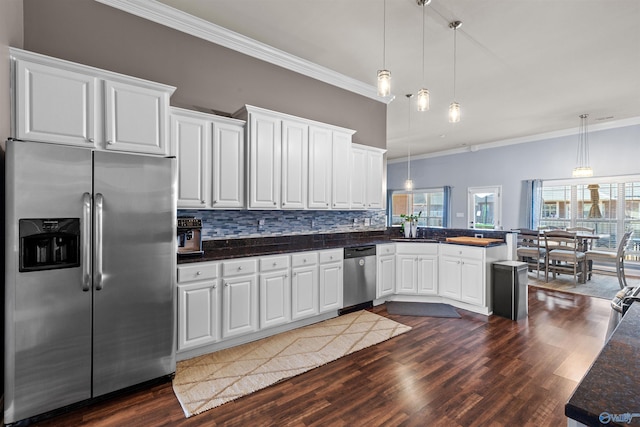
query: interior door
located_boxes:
[92,151,176,397]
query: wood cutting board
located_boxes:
[445,236,504,246]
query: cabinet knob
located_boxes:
[273,262,277,267]
[293,272,297,277]
[273,202,277,206]
[213,284,217,289]
[457,261,461,265]
[282,202,286,206]
[107,140,114,145]
[238,266,243,271]
[196,271,202,276]
[326,203,329,207]
[88,137,94,143]
[201,200,206,204]
[329,256,333,260]
[225,283,229,287]
[303,259,307,263]
[284,274,288,278]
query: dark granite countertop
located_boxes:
[565,303,640,426]
[177,228,509,264]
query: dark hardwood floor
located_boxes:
[33,286,610,427]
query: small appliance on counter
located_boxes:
[177,217,204,257]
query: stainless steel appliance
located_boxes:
[4,140,177,425]
[177,217,204,256]
[341,245,377,314]
[606,286,640,340]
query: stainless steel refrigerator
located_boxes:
[4,140,177,424]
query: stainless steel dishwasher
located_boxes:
[341,245,377,314]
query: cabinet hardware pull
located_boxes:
[238,266,243,271]
[107,140,114,145]
[213,284,217,289]
[196,271,202,275]
[88,137,94,143]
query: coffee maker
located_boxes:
[177,217,204,256]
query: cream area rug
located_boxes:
[172,310,411,418]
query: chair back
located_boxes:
[517,228,543,249]
[567,226,595,234]
[544,230,578,251]
[617,231,634,259]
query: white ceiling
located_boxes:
[154,0,640,159]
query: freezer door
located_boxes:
[92,151,176,397]
[5,141,93,424]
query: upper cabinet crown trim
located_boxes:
[236,105,356,136]
[170,106,246,126]
[9,47,176,94]
[95,0,391,105]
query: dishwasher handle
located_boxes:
[344,245,377,259]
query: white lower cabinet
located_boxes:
[177,263,220,351]
[319,249,343,313]
[395,243,438,295]
[259,255,291,329]
[221,258,258,339]
[377,244,396,298]
[291,252,319,321]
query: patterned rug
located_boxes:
[172,310,411,418]
[527,270,640,300]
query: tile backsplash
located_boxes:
[178,209,387,240]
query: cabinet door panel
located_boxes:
[104,80,168,155]
[172,114,209,208]
[319,263,343,313]
[249,113,281,208]
[291,266,319,320]
[178,281,218,350]
[417,256,438,295]
[366,150,384,209]
[308,126,332,209]
[439,256,462,300]
[460,258,484,305]
[350,147,367,209]
[212,121,245,208]
[260,272,291,329]
[377,255,396,298]
[332,132,351,209]
[396,255,417,294]
[16,60,96,146]
[222,275,258,338]
[281,120,308,209]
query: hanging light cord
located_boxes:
[382,0,386,69]
[578,114,589,167]
[452,25,457,100]
[421,3,425,85]
[407,95,412,181]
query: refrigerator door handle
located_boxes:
[94,193,104,291]
[82,192,92,292]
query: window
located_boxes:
[389,188,447,227]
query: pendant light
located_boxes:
[377,0,391,97]
[405,94,414,190]
[416,0,431,111]
[572,113,593,178]
[448,21,462,123]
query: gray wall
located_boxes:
[388,124,640,230]
[22,0,386,149]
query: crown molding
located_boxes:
[95,0,391,104]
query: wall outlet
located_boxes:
[353,218,358,225]
[258,219,265,226]
[474,233,484,238]
[364,218,371,226]
[311,219,315,228]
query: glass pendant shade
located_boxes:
[416,88,430,111]
[377,69,391,97]
[572,166,593,178]
[405,179,414,190]
[449,101,460,123]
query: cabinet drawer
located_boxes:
[377,244,396,256]
[177,262,219,283]
[319,249,342,264]
[291,252,318,268]
[259,255,290,272]
[440,244,483,259]
[395,242,438,256]
[222,258,257,277]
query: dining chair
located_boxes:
[567,226,596,251]
[544,230,586,284]
[585,231,633,289]
[516,229,546,278]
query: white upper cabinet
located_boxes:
[211,119,245,209]
[245,109,282,209]
[14,59,97,147]
[281,119,309,209]
[331,131,352,210]
[171,107,245,210]
[308,125,333,209]
[171,110,210,208]
[104,79,169,155]
[350,144,385,210]
[11,48,175,155]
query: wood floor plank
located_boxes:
[30,285,610,427]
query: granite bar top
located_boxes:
[177,228,509,264]
[565,303,640,426]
